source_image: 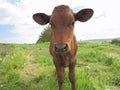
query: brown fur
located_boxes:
[33,5,94,90]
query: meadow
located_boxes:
[0,42,120,90]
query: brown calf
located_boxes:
[33,5,93,90]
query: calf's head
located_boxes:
[33,5,93,53]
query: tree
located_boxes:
[37,25,52,43]
[111,39,120,46]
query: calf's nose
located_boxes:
[55,44,68,52]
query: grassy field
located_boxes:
[0,42,120,90]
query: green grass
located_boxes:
[0,42,120,90]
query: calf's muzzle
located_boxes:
[55,44,68,52]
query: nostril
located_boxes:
[63,44,67,51]
[55,44,68,52]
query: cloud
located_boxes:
[0,0,120,43]
[0,0,42,43]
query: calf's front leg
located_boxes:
[56,66,65,90]
[69,58,76,90]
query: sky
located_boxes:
[0,0,120,43]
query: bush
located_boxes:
[111,39,120,46]
[37,25,51,43]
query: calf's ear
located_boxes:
[75,9,94,22]
[33,13,50,25]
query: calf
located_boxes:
[33,5,93,90]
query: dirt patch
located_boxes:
[105,52,120,58]
[18,55,40,80]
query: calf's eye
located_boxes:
[72,22,75,26]
[50,22,55,28]
[50,23,53,26]
[68,22,75,27]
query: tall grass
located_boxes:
[0,42,120,90]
